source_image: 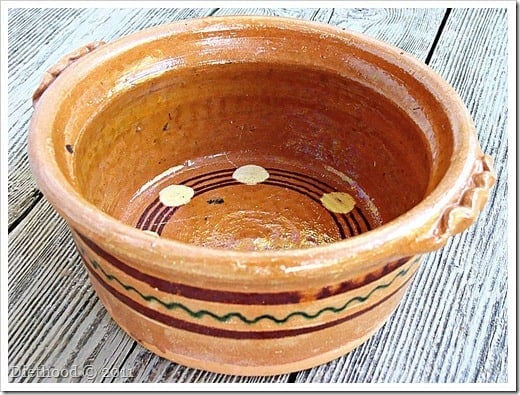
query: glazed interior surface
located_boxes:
[73,61,433,250]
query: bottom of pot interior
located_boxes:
[117,153,383,251]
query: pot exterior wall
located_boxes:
[74,230,421,375]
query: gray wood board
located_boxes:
[295,7,509,383]
[7,7,446,229]
[7,7,507,384]
[8,7,219,228]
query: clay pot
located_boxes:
[28,16,495,375]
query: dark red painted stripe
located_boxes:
[136,169,235,229]
[75,232,301,305]
[265,167,336,191]
[347,212,362,235]
[74,231,411,306]
[315,257,409,299]
[137,167,376,236]
[148,177,349,239]
[193,179,241,194]
[182,168,234,186]
[266,169,375,234]
[136,197,160,229]
[264,170,371,235]
[149,179,241,233]
[152,206,175,234]
[142,200,165,231]
[155,206,176,235]
[265,180,347,240]
[138,167,333,231]
[342,213,356,237]
[83,253,413,339]
[355,207,372,231]
[137,168,373,239]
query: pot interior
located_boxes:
[73,61,432,251]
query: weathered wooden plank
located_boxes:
[7,7,446,227]
[295,7,509,383]
[325,8,447,59]
[7,7,508,385]
[7,7,290,384]
[8,199,134,383]
[418,7,508,383]
[7,6,448,385]
[213,6,321,18]
[7,7,218,229]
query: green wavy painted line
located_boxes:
[89,256,418,325]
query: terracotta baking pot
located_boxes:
[28,16,495,375]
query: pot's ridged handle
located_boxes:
[32,41,105,107]
[413,153,496,254]
[440,154,496,236]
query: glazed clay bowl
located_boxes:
[28,16,495,375]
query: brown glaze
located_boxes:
[28,16,495,375]
[73,62,428,243]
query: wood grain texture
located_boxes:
[7,8,447,230]
[7,7,509,385]
[7,7,217,228]
[7,199,139,384]
[295,7,509,384]
[325,8,446,59]
[424,7,508,383]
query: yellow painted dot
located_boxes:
[142,230,159,237]
[159,184,194,207]
[232,164,269,185]
[321,192,356,214]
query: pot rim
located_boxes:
[28,15,479,279]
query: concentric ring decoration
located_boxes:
[136,166,374,239]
